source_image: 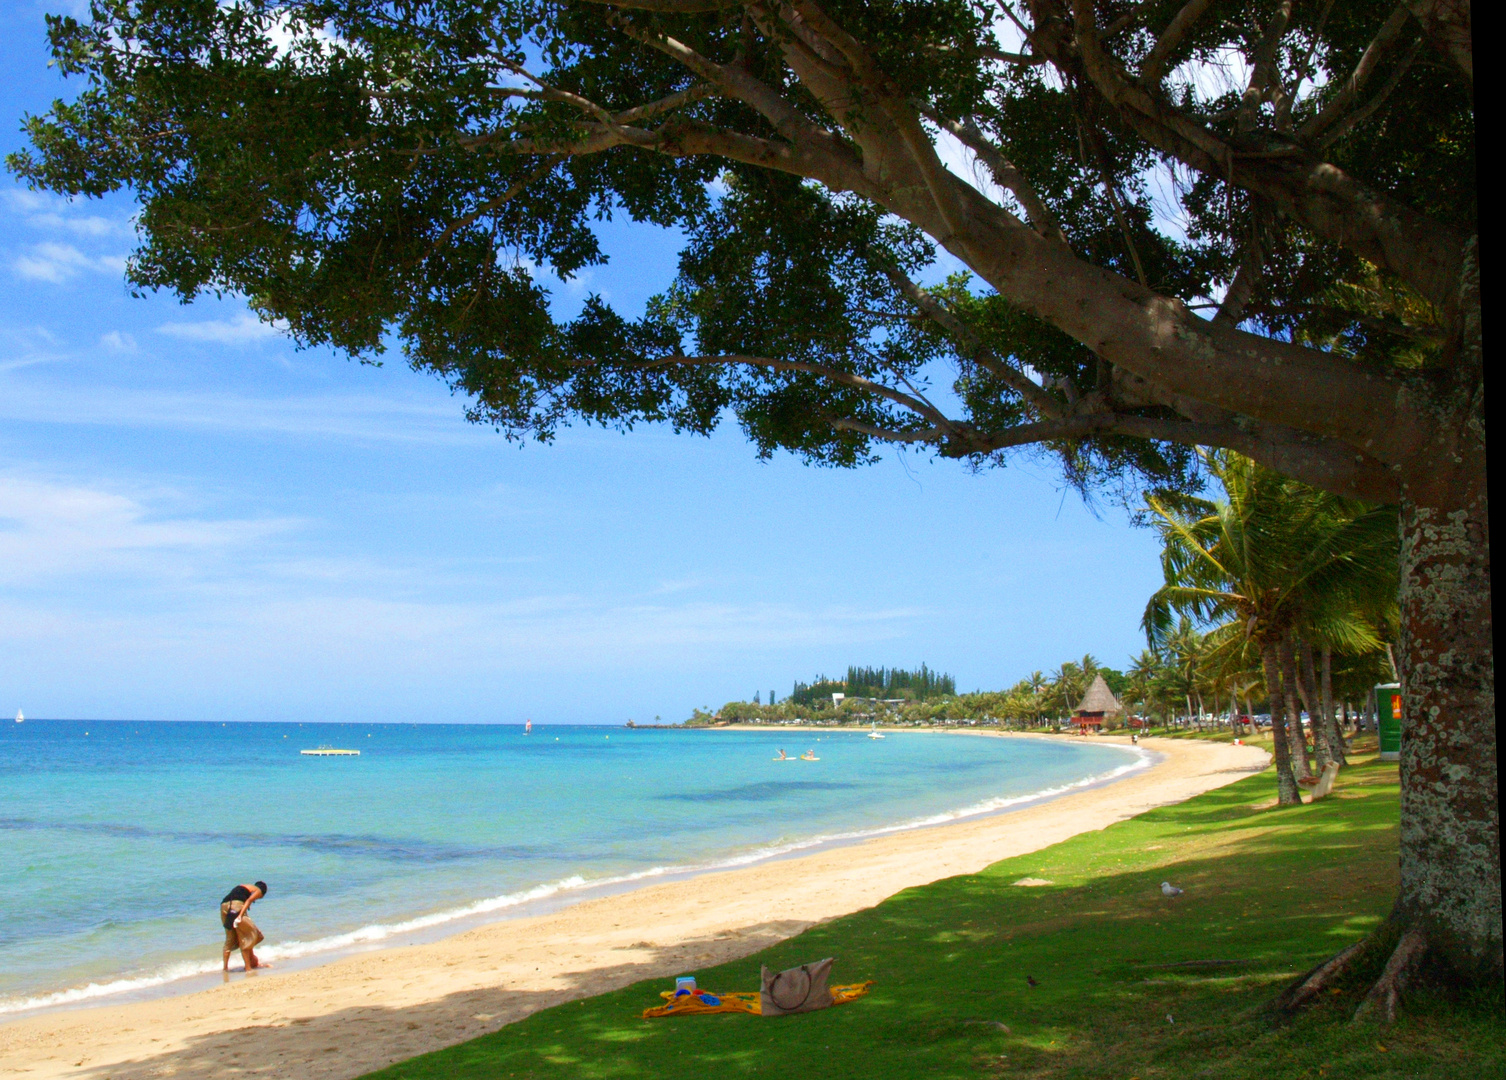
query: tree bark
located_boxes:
[1321,647,1345,766]
[1280,637,1313,781]
[1391,431,1499,979]
[1263,643,1302,805]
[1301,640,1334,769]
[1379,236,1499,989]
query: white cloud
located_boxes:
[11,242,127,283]
[229,594,924,669]
[0,474,294,585]
[99,330,137,353]
[155,311,288,346]
[0,325,70,373]
[0,377,478,445]
[3,189,130,238]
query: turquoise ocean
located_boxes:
[0,720,1144,1014]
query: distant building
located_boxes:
[1073,675,1123,734]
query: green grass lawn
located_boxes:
[362,757,1502,1080]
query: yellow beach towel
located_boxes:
[642,982,873,1018]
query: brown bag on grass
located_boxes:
[760,958,835,1016]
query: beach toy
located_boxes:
[675,976,697,995]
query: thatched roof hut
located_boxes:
[1073,675,1123,730]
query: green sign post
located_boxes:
[1376,683,1402,761]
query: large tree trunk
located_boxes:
[1262,643,1301,806]
[1390,405,1499,985]
[1300,640,1333,769]
[1280,637,1314,781]
[1334,243,1500,1013]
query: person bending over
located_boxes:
[221,881,269,971]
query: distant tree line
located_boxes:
[787,665,956,706]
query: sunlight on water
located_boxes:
[0,721,1142,1012]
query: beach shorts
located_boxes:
[220,902,263,951]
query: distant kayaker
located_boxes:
[221,881,270,972]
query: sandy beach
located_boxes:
[1,735,1268,1080]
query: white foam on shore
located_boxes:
[0,743,1150,1017]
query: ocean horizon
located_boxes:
[0,719,1145,1015]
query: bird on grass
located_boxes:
[1026,975,1039,989]
[1161,881,1184,897]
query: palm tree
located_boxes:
[1143,452,1397,805]
[1025,671,1047,727]
[1126,649,1161,723]
[1048,662,1088,724]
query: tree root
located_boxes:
[1274,941,1367,1013]
[1275,924,1435,1023]
[1352,927,1429,1024]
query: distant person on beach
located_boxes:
[221,881,269,972]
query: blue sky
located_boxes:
[0,3,1164,724]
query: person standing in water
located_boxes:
[221,881,269,971]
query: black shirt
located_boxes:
[222,885,253,906]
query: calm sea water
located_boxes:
[0,720,1142,1013]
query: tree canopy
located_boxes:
[8,0,1475,503]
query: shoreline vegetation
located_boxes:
[682,652,1380,739]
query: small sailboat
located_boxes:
[867,722,885,740]
[14,709,22,724]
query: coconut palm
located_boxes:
[1143,452,1397,805]
[1125,649,1161,723]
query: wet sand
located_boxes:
[0,734,1268,1080]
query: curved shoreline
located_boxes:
[0,731,1145,1020]
[0,735,1268,1080]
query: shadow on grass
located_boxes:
[359,760,1502,1080]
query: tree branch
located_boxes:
[426,156,561,256]
[647,353,959,427]
[1312,39,1421,148]
[1213,204,1272,327]
[916,105,1065,241]
[979,47,1047,66]
[1299,4,1414,142]
[1079,118,1149,286]
[1236,0,1295,133]
[830,418,944,443]
[962,412,1398,501]
[1140,0,1217,85]
[1404,0,1472,84]
[576,0,742,11]
[784,0,974,246]
[883,267,1065,418]
[1064,19,1466,309]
